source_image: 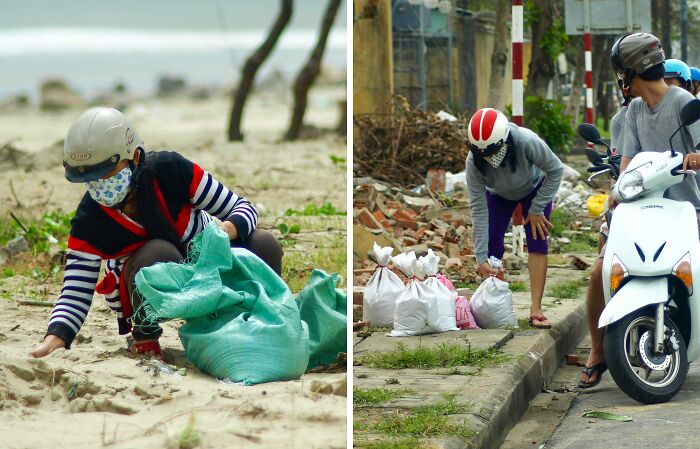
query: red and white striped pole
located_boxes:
[512,0,524,126]
[584,32,594,123]
[583,0,594,124]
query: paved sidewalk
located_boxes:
[353,266,591,449]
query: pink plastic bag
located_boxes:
[455,296,480,329]
[437,274,456,292]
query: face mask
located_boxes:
[86,166,132,207]
[484,144,508,168]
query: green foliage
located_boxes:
[282,235,345,292]
[523,96,575,155]
[0,210,74,253]
[373,395,474,438]
[549,207,577,238]
[330,155,346,169]
[523,1,568,60]
[284,202,346,216]
[356,341,509,370]
[363,439,423,449]
[354,387,414,407]
[549,280,583,299]
[509,280,528,292]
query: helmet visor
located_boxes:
[64,154,121,183]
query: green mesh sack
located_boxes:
[296,269,347,369]
[134,223,310,385]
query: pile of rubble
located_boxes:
[352,175,483,290]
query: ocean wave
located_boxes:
[0,27,347,56]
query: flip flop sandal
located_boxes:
[578,362,608,389]
[126,336,162,356]
[528,314,552,329]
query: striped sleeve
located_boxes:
[46,249,102,348]
[189,165,258,242]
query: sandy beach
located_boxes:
[0,85,347,449]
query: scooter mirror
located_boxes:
[586,148,604,164]
[578,123,604,145]
[681,99,700,127]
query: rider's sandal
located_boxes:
[578,362,608,389]
[528,314,552,329]
[126,336,162,357]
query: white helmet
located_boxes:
[63,107,143,183]
[467,108,510,156]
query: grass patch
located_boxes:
[453,281,479,290]
[284,202,346,217]
[549,280,584,299]
[517,318,534,329]
[363,439,423,449]
[509,280,528,292]
[373,395,474,438]
[354,387,415,406]
[172,413,201,449]
[282,234,345,292]
[0,210,73,253]
[549,207,577,239]
[560,232,598,253]
[368,326,392,333]
[356,341,509,370]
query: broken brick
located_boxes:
[355,208,383,230]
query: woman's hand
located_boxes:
[524,213,552,240]
[219,220,238,240]
[683,153,700,171]
[478,262,504,280]
[30,335,65,358]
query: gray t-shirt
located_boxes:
[466,124,564,264]
[610,106,628,152]
[620,86,700,209]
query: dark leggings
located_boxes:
[122,229,283,340]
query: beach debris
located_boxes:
[40,78,82,110]
[157,76,187,97]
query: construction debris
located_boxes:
[353,96,469,185]
[353,177,479,288]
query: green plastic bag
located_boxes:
[135,223,310,385]
[296,269,347,369]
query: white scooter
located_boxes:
[579,99,700,404]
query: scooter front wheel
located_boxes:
[604,309,688,404]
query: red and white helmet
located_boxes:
[467,108,510,156]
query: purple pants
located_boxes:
[485,184,553,259]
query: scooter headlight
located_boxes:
[673,252,693,295]
[610,254,628,295]
[617,162,651,200]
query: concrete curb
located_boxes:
[455,300,589,449]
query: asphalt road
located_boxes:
[503,336,700,449]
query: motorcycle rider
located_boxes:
[690,66,700,96]
[663,58,693,92]
[580,32,700,388]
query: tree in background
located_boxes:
[524,0,567,99]
[488,0,511,110]
[228,0,293,141]
[285,0,342,141]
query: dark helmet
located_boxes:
[611,33,665,76]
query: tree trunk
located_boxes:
[285,0,342,141]
[488,0,511,110]
[662,0,672,57]
[525,0,557,99]
[565,36,584,126]
[591,35,608,125]
[227,0,293,141]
